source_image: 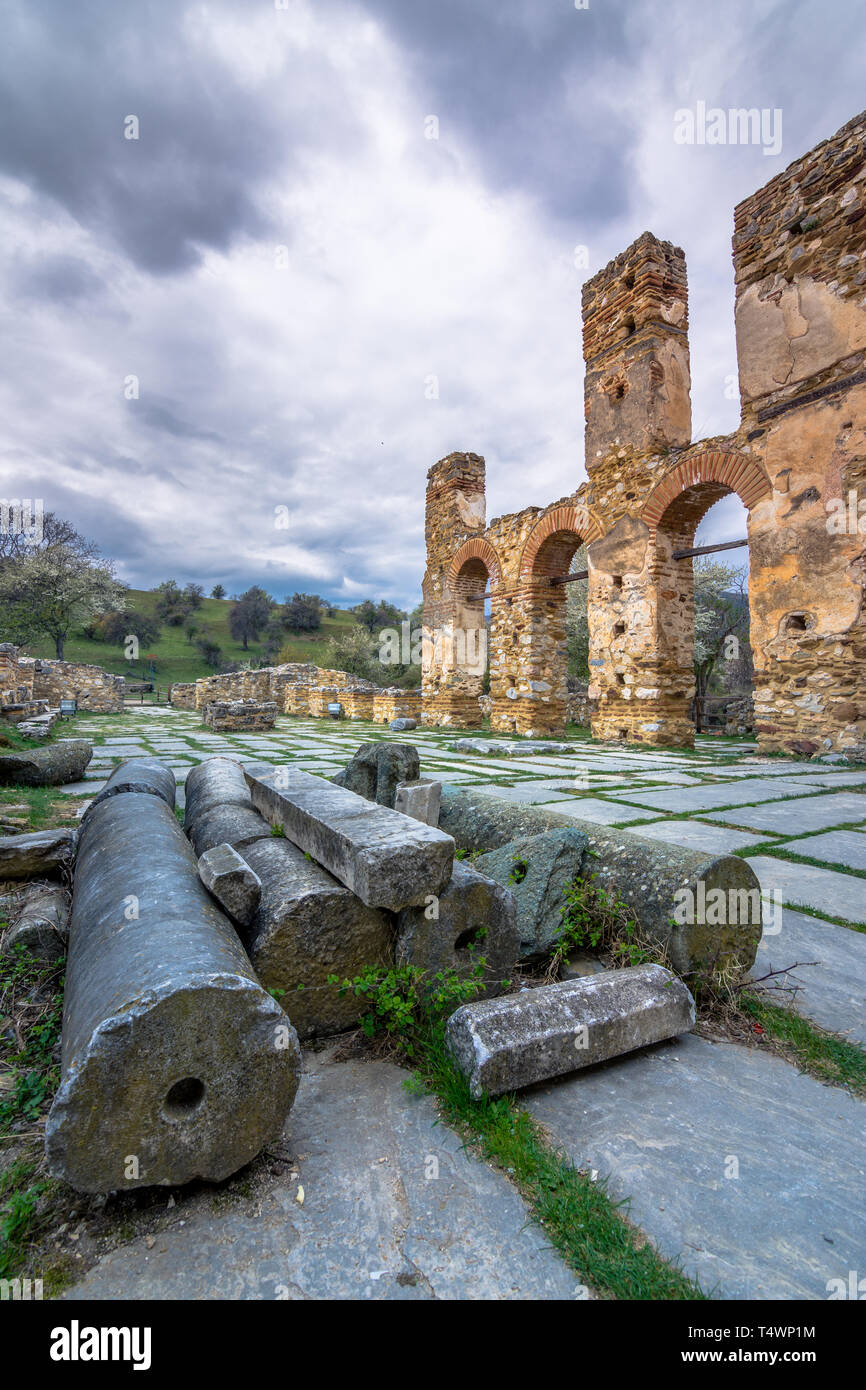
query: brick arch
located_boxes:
[446,536,503,592]
[641,450,771,536]
[519,503,604,579]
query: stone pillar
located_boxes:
[422,452,490,728]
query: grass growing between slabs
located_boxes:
[333,960,705,1301]
[739,992,866,1097]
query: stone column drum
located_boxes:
[45,792,301,1193]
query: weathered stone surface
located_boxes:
[0,828,75,880]
[241,837,393,1040]
[246,766,454,910]
[204,699,277,732]
[332,742,420,807]
[474,827,590,958]
[187,801,273,859]
[394,777,441,826]
[45,792,301,1193]
[439,787,763,977]
[62,1053,580,1301]
[2,885,69,961]
[183,756,252,823]
[395,860,519,997]
[0,739,92,787]
[525,1033,866,1300]
[446,964,696,1099]
[389,718,418,731]
[88,757,175,811]
[198,843,262,927]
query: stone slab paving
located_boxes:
[779,830,866,872]
[64,1054,580,1301]
[747,855,866,923]
[543,798,661,826]
[599,779,818,812]
[524,1033,866,1300]
[755,908,866,1046]
[465,785,583,805]
[630,819,776,854]
[713,793,866,835]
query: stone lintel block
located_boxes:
[446,964,696,1098]
[198,843,262,927]
[245,766,454,910]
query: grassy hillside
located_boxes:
[24,591,361,687]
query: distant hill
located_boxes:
[24,590,362,688]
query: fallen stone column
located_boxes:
[90,757,175,810]
[241,837,393,1040]
[438,786,762,977]
[474,827,589,958]
[183,756,253,823]
[394,860,518,997]
[245,766,454,910]
[446,964,696,1099]
[187,801,273,859]
[0,739,92,787]
[45,792,301,1194]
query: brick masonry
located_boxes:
[422,110,866,757]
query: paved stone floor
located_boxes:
[60,706,866,1300]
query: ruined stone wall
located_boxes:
[26,659,125,712]
[421,110,866,756]
[731,110,866,756]
[203,700,277,732]
[169,682,197,710]
[372,690,422,724]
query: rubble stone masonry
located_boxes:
[421,110,866,756]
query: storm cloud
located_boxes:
[1,0,864,606]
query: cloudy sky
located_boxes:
[1,0,864,609]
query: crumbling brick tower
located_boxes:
[581,234,700,743]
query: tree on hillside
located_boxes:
[283,592,322,633]
[0,507,79,564]
[183,615,201,645]
[98,609,162,651]
[211,584,226,600]
[183,582,204,610]
[353,598,407,635]
[321,626,378,681]
[153,580,186,626]
[196,634,223,668]
[0,529,125,659]
[229,586,274,650]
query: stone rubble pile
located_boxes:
[0,743,727,1192]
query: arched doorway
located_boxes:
[638,451,771,746]
[497,505,601,735]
